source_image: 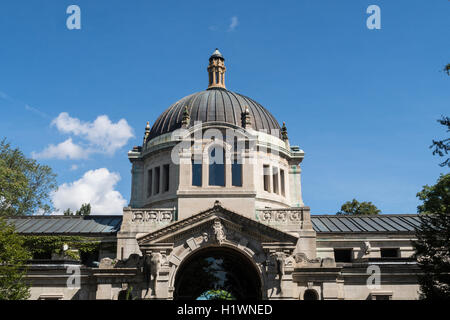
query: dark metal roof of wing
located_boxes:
[311,215,419,233]
[7,215,419,235]
[6,216,123,235]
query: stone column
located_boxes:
[225,151,232,188]
[202,152,208,187]
[295,207,317,259]
[289,163,304,207]
[178,149,191,190]
[242,149,255,189]
[130,160,144,208]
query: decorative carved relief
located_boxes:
[262,211,272,222]
[137,202,298,245]
[213,219,226,245]
[132,211,144,223]
[99,257,116,269]
[150,253,162,280]
[274,253,286,277]
[363,241,371,254]
[258,209,303,224]
[294,252,323,267]
[131,208,176,224]
[276,211,287,222]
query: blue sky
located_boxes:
[0,0,448,215]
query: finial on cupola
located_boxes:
[182,105,190,128]
[281,122,288,141]
[241,106,251,129]
[207,48,226,89]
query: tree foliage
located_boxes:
[430,116,450,168]
[413,174,450,299]
[336,199,380,215]
[198,289,235,300]
[417,174,450,215]
[64,203,91,216]
[0,139,57,216]
[0,218,31,300]
[21,235,101,261]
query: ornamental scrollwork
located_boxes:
[131,208,176,224]
[257,209,303,224]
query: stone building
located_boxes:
[8,49,421,300]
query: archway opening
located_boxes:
[303,289,319,300]
[174,246,262,300]
[118,289,133,300]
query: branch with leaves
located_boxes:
[0,138,57,216]
[336,199,380,215]
[430,116,450,167]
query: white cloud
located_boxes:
[52,112,134,154]
[33,112,135,160]
[52,168,127,215]
[32,138,87,160]
[228,16,239,31]
[70,164,79,171]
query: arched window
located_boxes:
[192,158,202,187]
[209,146,225,186]
[232,158,242,187]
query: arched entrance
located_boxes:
[303,289,319,300]
[173,246,262,300]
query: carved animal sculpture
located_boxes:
[150,253,162,281]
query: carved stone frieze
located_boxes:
[131,208,176,224]
[257,208,304,224]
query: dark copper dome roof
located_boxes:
[148,87,281,141]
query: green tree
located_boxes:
[0,139,57,216]
[63,203,91,216]
[430,64,450,167]
[430,116,450,167]
[0,217,31,300]
[336,199,380,215]
[76,203,91,216]
[413,174,450,300]
[416,174,450,215]
[198,289,235,300]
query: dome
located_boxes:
[148,87,281,141]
